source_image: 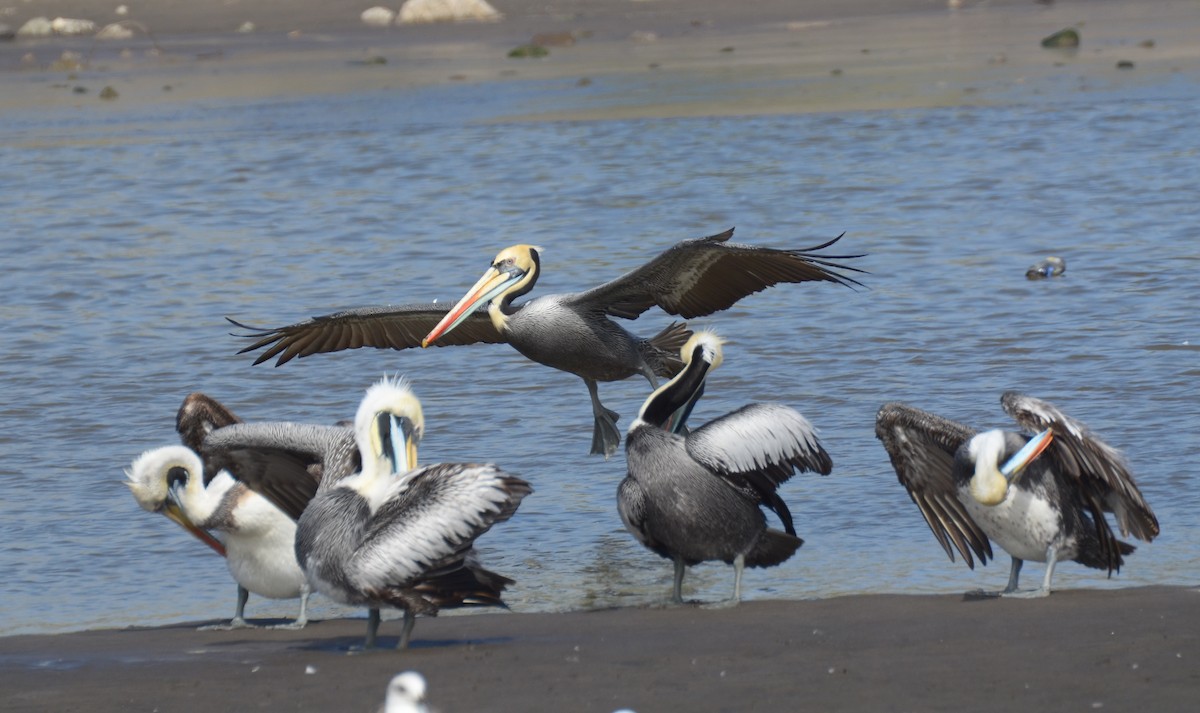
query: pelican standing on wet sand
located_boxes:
[875,392,1159,597]
[210,376,532,648]
[618,331,833,604]
[125,393,312,629]
[128,444,315,629]
[230,228,865,458]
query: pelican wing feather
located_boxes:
[1000,391,1159,542]
[874,402,993,568]
[175,392,242,481]
[684,403,831,534]
[568,228,867,320]
[350,463,531,589]
[201,422,357,521]
[228,303,506,366]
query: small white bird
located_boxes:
[382,671,434,713]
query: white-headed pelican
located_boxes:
[618,331,833,604]
[211,377,532,648]
[127,392,315,628]
[231,228,865,458]
[875,392,1159,597]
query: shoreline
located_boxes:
[4,586,1198,711]
[3,1,1199,118]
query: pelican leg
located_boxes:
[1003,547,1056,599]
[584,378,621,459]
[671,557,687,604]
[396,610,416,650]
[200,585,256,630]
[1003,557,1024,593]
[270,584,311,630]
[732,554,745,603]
[364,608,381,648]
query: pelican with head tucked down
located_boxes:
[211,377,532,649]
[126,393,313,629]
[618,331,833,604]
[875,392,1159,597]
[231,228,865,458]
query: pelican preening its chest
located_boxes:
[875,392,1159,597]
[230,227,865,458]
[618,331,833,604]
[207,376,532,649]
[126,393,312,629]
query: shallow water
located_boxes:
[1,74,1197,637]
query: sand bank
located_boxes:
[3,586,1197,711]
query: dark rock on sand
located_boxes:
[1041,28,1080,48]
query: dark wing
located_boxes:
[228,303,507,366]
[1001,391,1159,542]
[874,402,992,568]
[568,228,867,320]
[201,422,358,521]
[175,393,241,478]
[685,403,832,534]
[351,463,532,588]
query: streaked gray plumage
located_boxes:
[875,391,1159,597]
[231,228,865,458]
[619,332,833,604]
[209,376,531,648]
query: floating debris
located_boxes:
[99,86,119,100]
[237,21,255,33]
[1041,28,1080,49]
[1116,59,1135,70]
[1026,256,1066,279]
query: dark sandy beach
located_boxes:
[4,586,1198,711]
[4,1,1200,711]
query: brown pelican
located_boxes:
[128,445,313,629]
[210,376,532,648]
[875,392,1160,597]
[230,228,865,458]
[618,331,833,604]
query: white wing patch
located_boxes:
[348,463,526,589]
[686,403,827,476]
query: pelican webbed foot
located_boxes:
[1000,587,1052,599]
[585,379,621,458]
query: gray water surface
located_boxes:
[1,79,1197,636]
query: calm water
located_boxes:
[2,74,1197,637]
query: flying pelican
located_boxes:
[875,392,1159,597]
[230,228,865,458]
[618,331,833,604]
[209,376,532,648]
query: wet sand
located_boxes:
[3,0,1199,117]
[3,586,1198,711]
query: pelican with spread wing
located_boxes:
[875,392,1159,597]
[231,228,864,458]
[618,331,833,604]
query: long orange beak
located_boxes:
[422,265,522,347]
[1000,428,1054,480]
[162,501,226,557]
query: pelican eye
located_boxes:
[166,466,189,490]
